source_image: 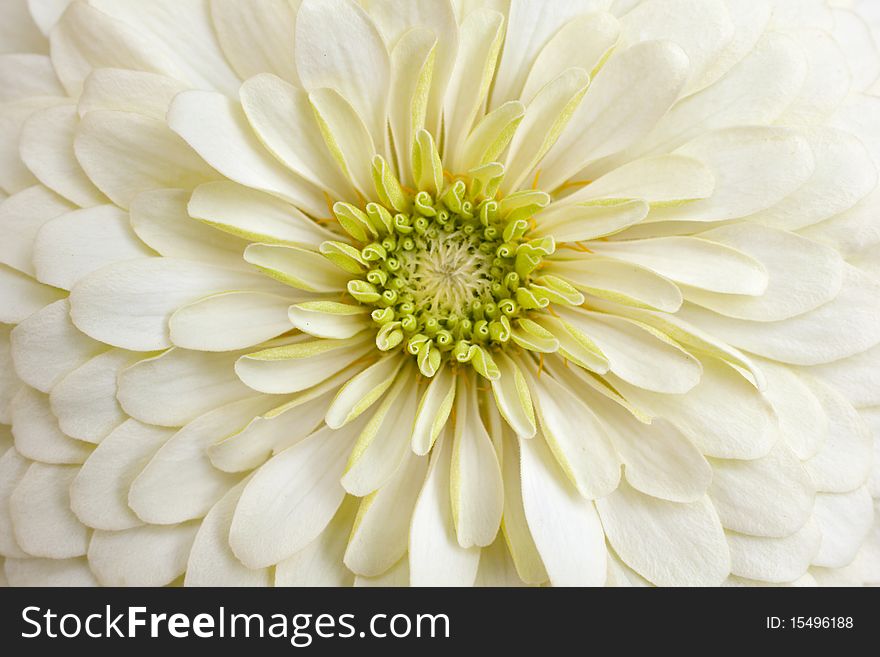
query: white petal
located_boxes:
[10,298,102,392]
[527,367,621,499]
[10,462,88,558]
[829,94,880,168]
[185,480,272,587]
[240,74,354,199]
[536,199,649,244]
[340,368,418,495]
[559,308,702,394]
[649,126,815,223]
[20,103,106,207]
[326,356,404,429]
[118,348,256,427]
[48,2,176,95]
[727,520,821,584]
[451,381,504,548]
[275,495,358,587]
[475,536,533,587]
[605,549,652,588]
[540,39,689,190]
[344,451,428,577]
[832,7,880,92]
[802,185,880,257]
[188,180,336,246]
[489,0,600,108]
[210,0,298,83]
[586,299,766,387]
[0,327,17,424]
[235,336,373,395]
[501,67,591,192]
[88,0,239,94]
[546,256,682,312]
[778,28,850,126]
[811,487,874,568]
[308,88,377,199]
[208,388,338,474]
[129,397,275,524]
[636,32,806,155]
[0,2,47,53]
[597,481,729,586]
[685,224,844,322]
[757,359,826,460]
[33,204,154,290]
[490,352,536,438]
[852,500,880,583]
[442,9,505,165]
[709,442,815,538]
[354,557,410,587]
[800,377,872,494]
[74,110,219,209]
[171,292,298,352]
[0,264,64,324]
[520,12,619,103]
[69,258,284,351]
[362,0,459,138]
[0,447,30,558]
[244,243,350,293]
[0,184,72,277]
[618,359,776,459]
[561,154,714,206]
[129,188,247,270]
[589,389,711,503]
[168,90,327,217]
[88,522,199,587]
[11,387,92,465]
[591,236,767,295]
[4,557,97,587]
[459,100,525,171]
[230,422,363,569]
[77,68,187,121]
[1,98,58,193]
[288,301,370,341]
[49,349,134,444]
[619,0,733,93]
[387,28,436,185]
[411,364,456,455]
[70,419,173,530]
[807,342,880,409]
[678,266,880,365]
[486,431,544,587]
[409,431,481,586]
[746,127,876,231]
[519,432,606,586]
[295,0,390,147]
[769,0,834,31]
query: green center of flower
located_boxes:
[320,151,584,380]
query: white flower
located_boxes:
[0,0,878,588]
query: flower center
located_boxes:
[319,154,585,379]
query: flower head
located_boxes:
[0,0,879,587]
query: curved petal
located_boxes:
[596,481,729,586]
[69,258,285,351]
[10,462,88,559]
[230,421,364,569]
[69,419,172,530]
[118,348,256,427]
[87,522,199,587]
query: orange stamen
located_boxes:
[557,179,593,192]
[323,191,336,217]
